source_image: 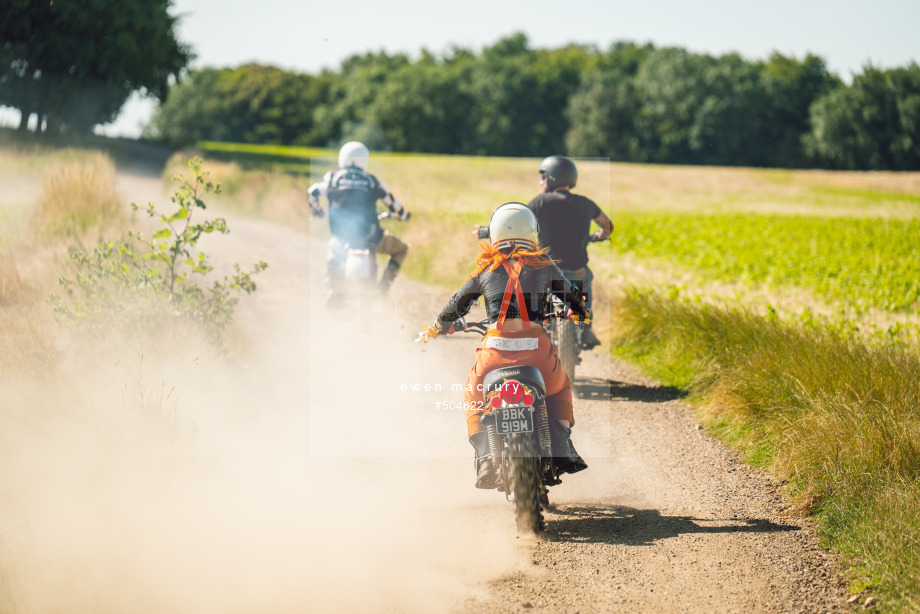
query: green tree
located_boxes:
[0,0,191,134]
[143,67,225,145]
[464,33,593,156]
[310,51,411,149]
[527,43,597,154]
[565,71,641,160]
[806,64,920,170]
[131,32,919,170]
[145,65,327,147]
[760,53,841,167]
[565,42,654,160]
[630,48,772,165]
[365,52,477,153]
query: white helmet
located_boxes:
[338,141,370,170]
[488,202,539,250]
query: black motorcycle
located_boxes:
[440,317,573,534]
[543,284,584,382]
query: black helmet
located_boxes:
[538,155,577,190]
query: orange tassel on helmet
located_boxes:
[468,243,557,279]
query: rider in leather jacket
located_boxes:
[425,203,590,488]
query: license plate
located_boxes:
[496,406,534,434]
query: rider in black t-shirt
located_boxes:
[473,156,612,348]
[527,156,613,349]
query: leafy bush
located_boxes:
[52,157,267,339]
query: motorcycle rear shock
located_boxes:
[535,399,562,486]
[535,399,552,458]
[486,422,502,464]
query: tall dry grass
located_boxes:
[32,151,126,240]
[0,152,130,373]
[611,288,920,610]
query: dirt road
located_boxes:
[202,166,849,612]
[459,350,849,613]
[1,166,848,613]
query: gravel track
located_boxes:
[458,352,849,613]
[113,166,851,614]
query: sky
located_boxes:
[5,0,919,136]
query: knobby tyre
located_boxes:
[508,433,544,534]
[555,319,578,381]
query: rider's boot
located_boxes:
[469,431,499,489]
[549,420,588,475]
[581,325,601,350]
[379,260,401,294]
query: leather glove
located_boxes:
[417,324,439,343]
[568,308,592,325]
[417,322,454,343]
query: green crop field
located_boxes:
[610,211,920,313]
[185,143,920,332]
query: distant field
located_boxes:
[194,141,326,175]
[611,211,920,313]
[194,141,426,176]
[185,142,920,334]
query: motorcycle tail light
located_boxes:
[484,380,535,411]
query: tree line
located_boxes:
[146,34,919,171]
[3,10,917,171]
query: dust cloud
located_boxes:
[0,213,527,613]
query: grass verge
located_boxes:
[611,288,920,611]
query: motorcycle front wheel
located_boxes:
[554,319,579,381]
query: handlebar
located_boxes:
[416,317,488,343]
[418,306,584,343]
[454,308,577,335]
[474,225,608,242]
[455,318,489,336]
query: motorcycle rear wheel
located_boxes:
[508,434,545,534]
